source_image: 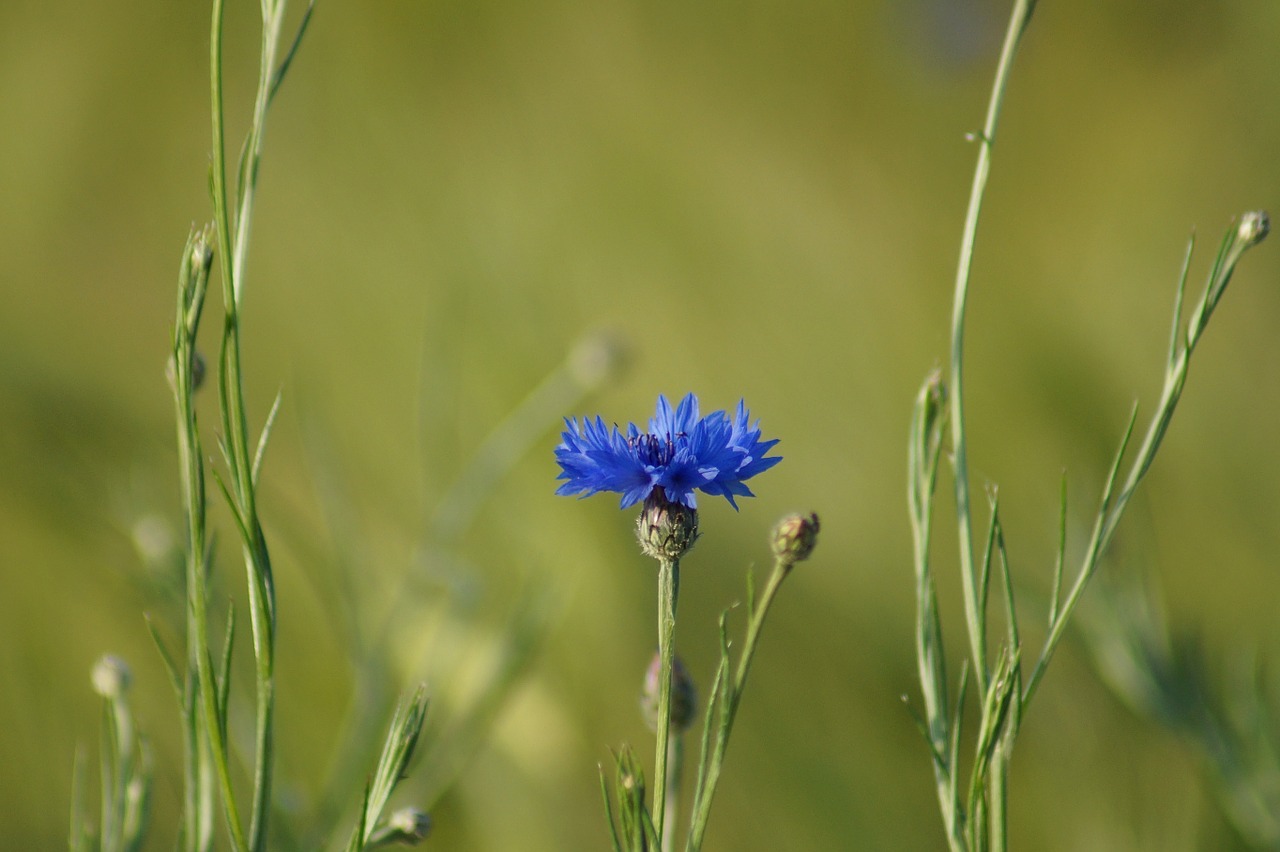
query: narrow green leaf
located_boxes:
[717,609,735,732]
[269,0,316,104]
[1168,234,1195,368]
[1097,404,1139,531]
[598,763,624,852]
[343,787,369,852]
[69,745,91,852]
[688,654,727,834]
[991,509,1020,661]
[1048,473,1066,628]
[251,390,283,487]
[948,663,970,821]
[978,487,998,638]
[216,604,236,729]
[144,614,185,701]
[209,468,253,550]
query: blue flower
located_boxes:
[555,393,781,509]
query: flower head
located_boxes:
[555,392,781,510]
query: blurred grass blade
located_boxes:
[144,615,185,701]
[69,745,92,852]
[429,331,627,546]
[346,685,429,852]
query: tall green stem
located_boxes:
[943,4,1038,848]
[686,558,792,851]
[661,736,683,852]
[652,557,681,845]
[209,1,288,848]
[949,0,1038,694]
[174,227,248,852]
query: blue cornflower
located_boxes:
[555,393,781,510]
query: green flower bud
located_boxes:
[772,512,820,565]
[636,490,699,562]
[641,652,697,734]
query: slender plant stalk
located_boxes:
[912,3,1038,849]
[661,736,683,852]
[173,227,249,852]
[208,0,294,848]
[949,0,1039,695]
[945,5,1039,847]
[1024,213,1268,707]
[652,557,681,845]
[686,556,794,851]
[920,0,1269,848]
[907,371,965,852]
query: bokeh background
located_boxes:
[3,1,1280,849]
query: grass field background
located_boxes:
[3,2,1280,848]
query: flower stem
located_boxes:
[950,0,1038,697]
[209,0,290,848]
[662,735,683,852]
[944,5,1038,848]
[652,556,681,845]
[686,556,792,851]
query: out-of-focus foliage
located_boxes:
[2,1,1279,848]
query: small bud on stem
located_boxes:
[91,654,132,699]
[637,490,699,562]
[772,512,820,566]
[642,652,697,734]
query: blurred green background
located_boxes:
[3,0,1280,848]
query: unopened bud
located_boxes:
[166,350,206,392]
[922,369,947,432]
[772,512,820,565]
[190,229,215,276]
[1237,210,1270,249]
[636,490,699,561]
[92,655,132,699]
[367,807,432,847]
[641,652,697,734]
